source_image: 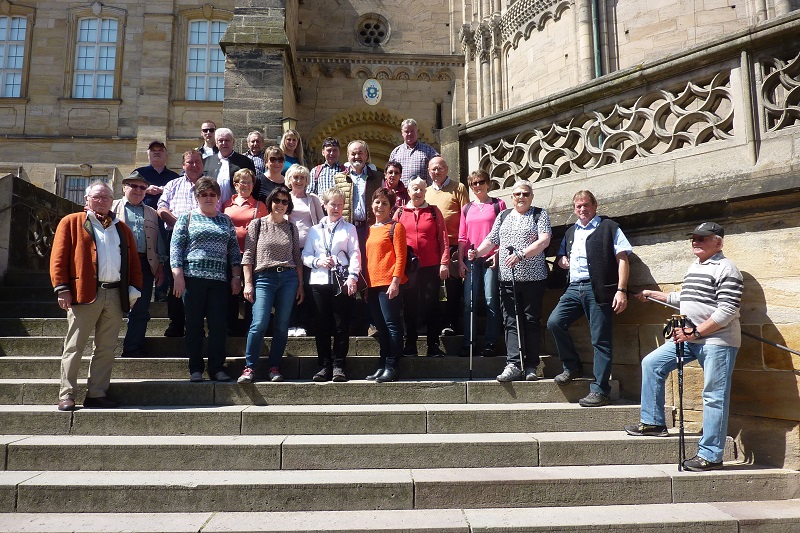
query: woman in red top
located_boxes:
[393,177,448,356]
[383,160,410,212]
[364,187,407,382]
[222,168,268,335]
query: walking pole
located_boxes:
[507,247,524,374]
[665,314,687,471]
[469,245,474,381]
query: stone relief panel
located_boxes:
[761,49,800,132]
[479,71,734,188]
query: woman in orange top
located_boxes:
[364,187,407,382]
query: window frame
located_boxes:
[0,4,35,100]
[55,164,119,205]
[173,6,232,104]
[64,5,126,101]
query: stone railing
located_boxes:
[0,175,80,280]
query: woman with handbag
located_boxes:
[237,185,304,384]
[364,187,408,382]
[222,168,268,336]
[393,177,449,357]
[170,177,242,382]
[301,187,361,382]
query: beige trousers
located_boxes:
[59,287,123,400]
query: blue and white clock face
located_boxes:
[363,79,382,105]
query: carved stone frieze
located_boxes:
[459,24,475,61]
[298,53,461,81]
[761,49,800,132]
[479,72,734,188]
[501,0,573,45]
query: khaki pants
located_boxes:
[60,287,123,400]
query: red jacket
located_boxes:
[393,204,448,268]
[50,212,143,311]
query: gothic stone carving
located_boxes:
[761,49,800,132]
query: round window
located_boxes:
[356,14,390,47]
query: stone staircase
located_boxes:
[0,272,799,532]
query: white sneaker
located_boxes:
[294,327,307,336]
[496,364,523,382]
[189,372,203,382]
[288,327,298,337]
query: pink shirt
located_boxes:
[458,198,507,250]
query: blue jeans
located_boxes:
[463,258,501,348]
[183,277,228,375]
[547,281,614,395]
[245,269,298,370]
[123,254,154,353]
[368,286,404,370]
[640,341,738,463]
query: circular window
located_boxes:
[356,14,390,47]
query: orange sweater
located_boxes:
[365,222,408,287]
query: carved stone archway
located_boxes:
[306,106,438,169]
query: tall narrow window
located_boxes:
[0,16,26,97]
[73,17,118,99]
[186,19,227,101]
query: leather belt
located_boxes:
[264,266,292,273]
[98,281,121,289]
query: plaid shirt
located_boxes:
[307,162,344,196]
[157,175,199,229]
[388,141,439,186]
[246,151,266,174]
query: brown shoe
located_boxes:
[57,398,76,411]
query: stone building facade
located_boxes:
[0,0,798,468]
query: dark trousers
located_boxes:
[444,245,462,333]
[183,276,228,376]
[368,286,404,371]
[166,230,185,331]
[403,264,441,349]
[227,291,253,335]
[310,283,352,369]
[289,265,313,332]
[500,279,546,370]
[123,254,154,353]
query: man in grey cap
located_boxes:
[626,221,744,472]
[112,170,166,357]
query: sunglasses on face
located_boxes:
[236,181,253,187]
[272,198,289,205]
[269,157,285,163]
[471,180,487,187]
[512,191,531,198]
[198,192,218,198]
[202,128,215,133]
[126,184,147,191]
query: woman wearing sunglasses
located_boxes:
[252,146,287,204]
[468,180,551,382]
[457,170,507,358]
[170,177,242,383]
[238,186,304,384]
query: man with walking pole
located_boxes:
[625,222,743,472]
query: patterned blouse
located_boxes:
[242,217,302,273]
[487,207,552,283]
[170,210,241,282]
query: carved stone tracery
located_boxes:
[479,72,734,188]
[761,50,800,132]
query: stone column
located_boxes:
[218,0,298,146]
[576,0,594,83]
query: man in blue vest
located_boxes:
[546,190,632,407]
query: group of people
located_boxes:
[49,117,744,473]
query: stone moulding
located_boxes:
[297,53,461,81]
[761,49,800,132]
[501,0,572,45]
[479,71,734,187]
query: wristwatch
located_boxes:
[692,329,701,339]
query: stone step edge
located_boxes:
[3,500,800,532]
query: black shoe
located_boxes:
[332,367,347,382]
[624,423,669,437]
[376,368,397,382]
[553,368,583,385]
[683,455,723,472]
[313,366,332,382]
[427,345,444,358]
[402,342,418,357]
[82,396,119,409]
[120,349,146,358]
[578,391,611,407]
[163,326,184,337]
[366,367,384,381]
[440,327,455,336]
[480,344,497,357]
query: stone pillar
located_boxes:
[576,0,594,83]
[218,0,298,147]
[439,124,464,182]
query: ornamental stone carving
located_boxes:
[761,49,800,132]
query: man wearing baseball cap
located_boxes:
[112,170,166,356]
[626,221,744,472]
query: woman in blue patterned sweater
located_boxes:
[171,177,243,383]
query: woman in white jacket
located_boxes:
[302,187,361,382]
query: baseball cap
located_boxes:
[148,140,166,151]
[123,170,150,186]
[688,222,724,237]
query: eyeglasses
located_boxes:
[198,192,218,198]
[269,157,285,163]
[272,198,290,205]
[88,195,112,201]
[126,184,147,191]
[235,181,253,187]
[691,235,709,242]
[512,191,531,198]
[202,128,215,133]
[471,180,487,187]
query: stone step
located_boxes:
[0,354,572,381]
[0,287,63,302]
[6,500,799,532]
[0,272,52,288]
[0,318,171,337]
[0,432,733,472]
[0,403,643,436]
[1,464,796,513]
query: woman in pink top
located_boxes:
[457,170,507,357]
[393,177,449,357]
[222,168,268,336]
